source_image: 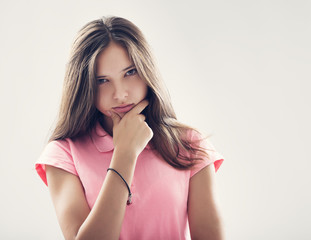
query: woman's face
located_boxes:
[95,42,148,125]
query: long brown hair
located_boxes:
[50,16,213,169]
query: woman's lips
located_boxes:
[112,104,134,113]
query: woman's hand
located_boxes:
[109,99,153,158]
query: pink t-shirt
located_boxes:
[35,122,224,240]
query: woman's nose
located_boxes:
[113,82,128,101]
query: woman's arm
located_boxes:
[45,100,152,240]
[188,164,225,240]
[46,149,137,240]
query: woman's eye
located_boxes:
[97,78,108,84]
[125,68,137,76]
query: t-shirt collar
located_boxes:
[91,121,151,152]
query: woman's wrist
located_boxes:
[113,146,139,162]
[109,149,137,184]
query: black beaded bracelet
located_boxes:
[107,168,132,205]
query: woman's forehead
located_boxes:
[96,43,133,76]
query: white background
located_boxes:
[0,0,310,239]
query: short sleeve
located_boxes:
[35,139,78,186]
[189,131,224,178]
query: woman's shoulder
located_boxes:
[35,135,89,186]
[42,137,76,158]
[186,129,225,175]
[182,127,209,145]
[46,129,93,150]
[36,139,75,186]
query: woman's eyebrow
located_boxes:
[96,64,135,78]
[120,64,135,73]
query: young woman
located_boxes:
[36,16,225,240]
